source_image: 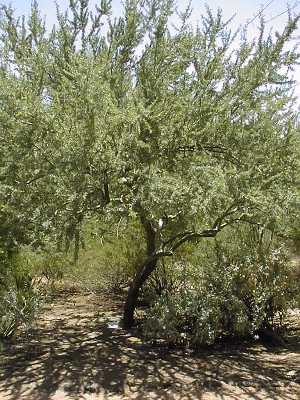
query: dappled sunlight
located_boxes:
[0,289,299,400]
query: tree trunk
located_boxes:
[123,212,157,329]
[73,227,80,264]
[123,257,157,329]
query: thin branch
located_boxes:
[212,203,240,229]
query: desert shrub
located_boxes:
[0,203,41,338]
[21,247,71,286]
[141,241,200,305]
[0,253,41,339]
[0,240,74,340]
[143,227,298,347]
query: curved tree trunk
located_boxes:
[122,204,241,329]
[123,212,157,329]
[123,257,157,329]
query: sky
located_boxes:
[3,0,299,34]
[1,0,300,99]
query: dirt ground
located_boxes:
[0,286,299,400]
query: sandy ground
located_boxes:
[0,286,299,400]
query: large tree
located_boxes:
[0,0,299,328]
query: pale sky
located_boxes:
[2,0,300,99]
[4,1,299,32]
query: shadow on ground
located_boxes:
[0,289,299,400]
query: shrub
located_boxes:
[0,253,41,339]
[24,248,70,286]
[143,228,298,347]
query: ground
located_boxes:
[0,285,299,400]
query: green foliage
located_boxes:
[21,247,71,285]
[69,218,146,293]
[0,253,40,339]
[0,0,299,330]
[0,0,299,253]
[143,228,298,346]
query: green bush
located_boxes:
[0,205,39,338]
[22,247,70,285]
[143,228,298,347]
[0,254,41,339]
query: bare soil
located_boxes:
[0,285,299,400]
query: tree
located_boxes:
[0,0,299,328]
[112,3,300,327]
[0,0,115,257]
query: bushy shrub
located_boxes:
[0,205,37,338]
[0,253,41,339]
[22,247,70,286]
[143,228,298,347]
[141,242,199,304]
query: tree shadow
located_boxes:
[0,290,299,399]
